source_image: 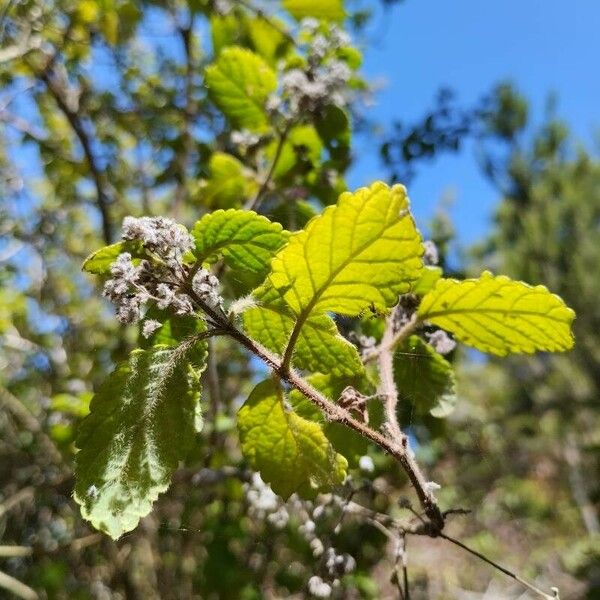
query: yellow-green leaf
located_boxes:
[242,284,363,377]
[199,152,256,208]
[237,379,347,499]
[283,0,345,21]
[82,240,146,275]
[192,209,288,275]
[268,181,424,316]
[205,46,277,131]
[418,271,575,356]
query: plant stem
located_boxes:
[185,291,445,532]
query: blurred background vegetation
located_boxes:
[0,0,599,598]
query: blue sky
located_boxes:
[350,0,600,244]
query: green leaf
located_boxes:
[247,17,289,65]
[82,240,145,275]
[242,284,363,377]
[205,46,277,131]
[200,152,255,208]
[192,209,288,276]
[394,336,456,418]
[237,379,347,499]
[268,181,424,316]
[283,0,345,21]
[270,125,323,179]
[139,308,206,350]
[417,271,575,356]
[74,339,207,539]
[288,373,371,464]
[413,266,443,296]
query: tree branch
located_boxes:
[34,66,114,244]
[183,289,445,532]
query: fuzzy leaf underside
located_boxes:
[268,181,424,317]
[205,46,277,130]
[242,284,363,377]
[192,209,289,275]
[237,379,347,499]
[418,271,575,356]
[74,341,207,539]
[394,336,457,418]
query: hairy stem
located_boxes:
[185,290,445,532]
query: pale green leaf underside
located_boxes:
[394,336,456,418]
[192,209,288,274]
[283,0,345,21]
[243,284,363,377]
[74,341,207,539]
[237,379,347,499]
[418,271,575,356]
[82,240,145,275]
[268,181,424,316]
[205,46,277,130]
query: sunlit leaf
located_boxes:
[268,181,424,316]
[418,271,575,355]
[205,46,277,130]
[192,209,288,275]
[237,378,347,499]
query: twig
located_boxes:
[0,570,38,600]
[0,487,34,520]
[173,14,196,219]
[184,288,445,532]
[234,0,296,46]
[439,532,558,600]
[0,546,33,558]
[31,59,114,244]
[244,122,293,212]
[0,386,64,466]
[364,313,420,364]
[378,312,404,441]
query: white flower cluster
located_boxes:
[122,216,193,268]
[308,575,332,598]
[231,129,260,148]
[102,216,219,328]
[212,0,232,16]
[426,329,456,355]
[281,60,352,113]
[422,240,439,266]
[192,268,221,309]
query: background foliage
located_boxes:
[0,0,598,598]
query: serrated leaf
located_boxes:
[82,240,146,275]
[394,336,456,418]
[268,181,424,317]
[205,46,277,131]
[417,271,575,356]
[242,284,363,377]
[192,210,288,276]
[283,0,345,21]
[74,339,207,539]
[237,379,347,499]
